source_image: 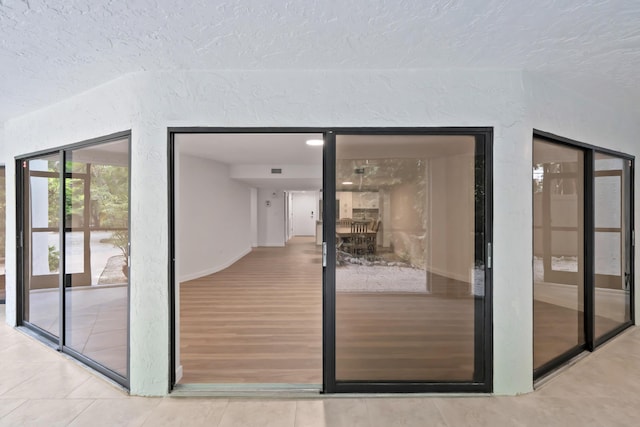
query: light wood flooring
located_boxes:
[179,237,323,384]
[336,293,475,381]
[179,236,483,384]
[533,299,625,369]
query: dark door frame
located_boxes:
[167,127,494,394]
[15,130,132,389]
[532,130,635,380]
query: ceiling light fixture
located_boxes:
[306,139,324,146]
[342,181,353,185]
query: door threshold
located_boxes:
[171,383,323,398]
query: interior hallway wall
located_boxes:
[257,188,285,246]
[177,153,252,281]
[250,188,258,247]
[426,152,475,282]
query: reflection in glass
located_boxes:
[25,156,61,336]
[594,153,631,338]
[64,139,129,377]
[533,138,585,370]
[335,135,483,381]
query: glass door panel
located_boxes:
[334,134,486,382]
[19,134,130,387]
[24,155,61,337]
[594,153,632,339]
[0,166,6,303]
[65,175,90,278]
[64,139,130,377]
[533,138,585,371]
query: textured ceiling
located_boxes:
[1,0,639,122]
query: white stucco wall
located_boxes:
[2,68,637,396]
[1,73,169,396]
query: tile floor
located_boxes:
[2,305,640,426]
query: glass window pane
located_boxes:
[335,134,484,382]
[594,153,631,338]
[533,138,585,370]
[64,139,129,377]
[24,155,61,337]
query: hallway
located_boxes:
[2,304,640,426]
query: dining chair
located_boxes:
[351,222,368,233]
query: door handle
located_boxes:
[322,242,327,267]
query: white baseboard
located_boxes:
[180,247,252,282]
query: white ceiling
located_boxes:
[176,132,324,190]
[1,0,639,122]
[176,133,323,165]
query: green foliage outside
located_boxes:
[48,245,59,272]
[46,161,128,265]
[47,161,128,229]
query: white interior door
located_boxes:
[291,192,317,236]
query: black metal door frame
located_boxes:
[168,127,494,394]
[533,130,635,380]
[324,128,493,393]
[15,131,132,389]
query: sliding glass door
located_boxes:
[594,153,632,341]
[325,131,492,392]
[19,133,130,386]
[0,166,5,304]
[22,153,62,337]
[532,133,634,379]
[64,140,130,378]
[532,140,585,371]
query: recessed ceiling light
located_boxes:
[342,181,353,185]
[306,139,323,146]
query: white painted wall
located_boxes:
[250,188,258,247]
[230,164,322,189]
[426,153,475,283]
[1,68,638,397]
[177,153,252,281]
[286,191,293,241]
[257,188,285,246]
